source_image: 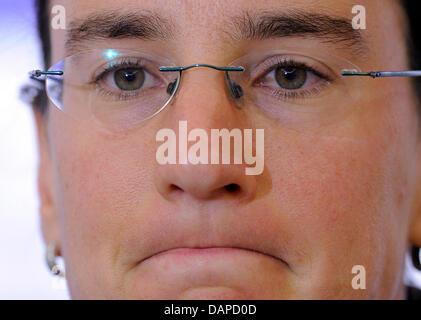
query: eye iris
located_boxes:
[275,67,307,89]
[114,68,145,90]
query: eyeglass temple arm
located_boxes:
[30,70,63,77]
[29,70,64,84]
[342,70,421,78]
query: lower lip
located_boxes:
[134,247,289,298]
[138,247,288,286]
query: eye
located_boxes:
[251,56,334,101]
[113,68,145,91]
[103,66,158,92]
[261,63,325,92]
[93,58,164,97]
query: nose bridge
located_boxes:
[168,65,244,128]
[153,64,257,203]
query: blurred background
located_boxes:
[0,0,420,300]
[0,0,69,299]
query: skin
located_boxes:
[34,0,421,299]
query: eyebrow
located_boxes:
[231,10,367,54]
[65,9,366,56]
[65,11,174,55]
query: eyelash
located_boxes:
[253,57,333,101]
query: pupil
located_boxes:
[124,71,136,82]
[283,68,297,80]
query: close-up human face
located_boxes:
[34,0,421,299]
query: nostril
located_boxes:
[225,183,240,193]
[169,184,183,193]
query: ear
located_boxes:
[409,148,421,248]
[33,107,61,252]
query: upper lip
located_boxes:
[124,207,293,272]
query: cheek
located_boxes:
[48,111,159,296]
[263,87,417,296]
[266,130,385,252]
[56,138,156,222]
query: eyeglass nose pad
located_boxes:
[231,82,243,99]
[225,71,243,100]
[167,78,178,95]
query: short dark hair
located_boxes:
[33,0,420,115]
[34,0,50,115]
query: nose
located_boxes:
[154,68,257,202]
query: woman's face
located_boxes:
[36,0,421,299]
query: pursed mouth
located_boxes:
[139,246,290,268]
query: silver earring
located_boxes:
[46,241,65,277]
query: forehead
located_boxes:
[49,0,407,68]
